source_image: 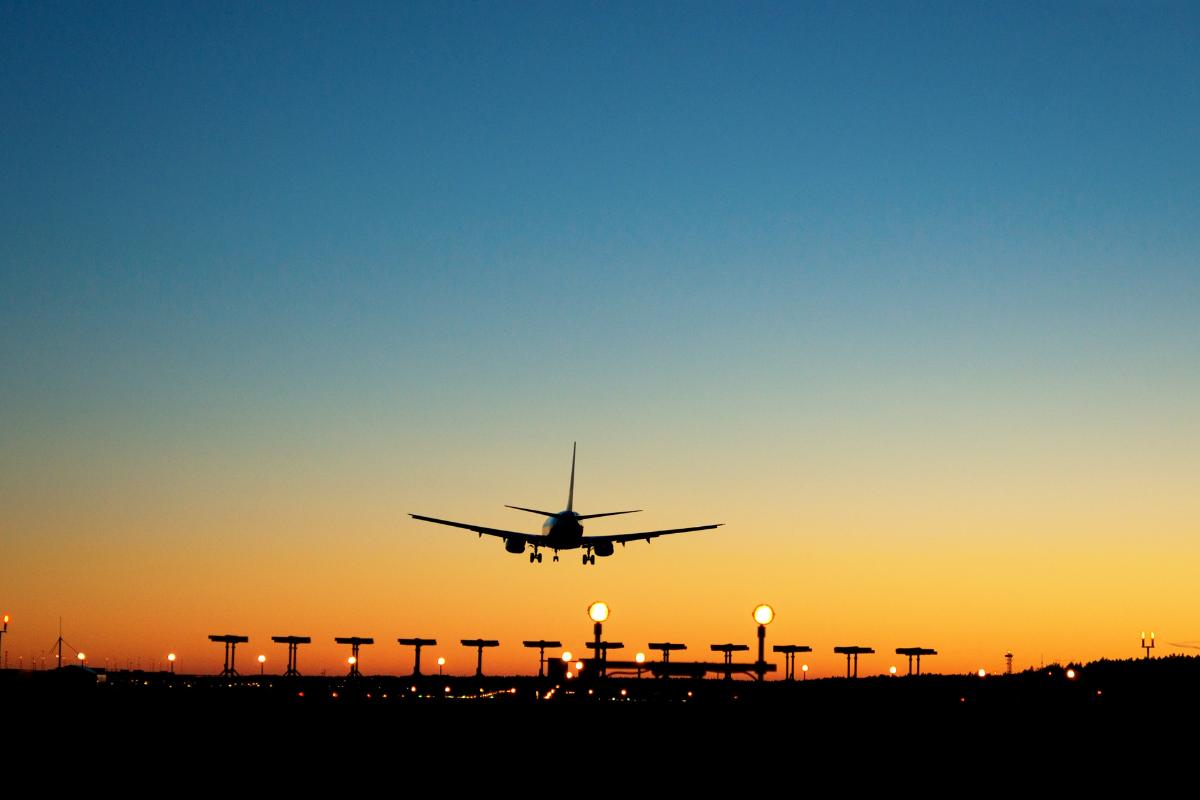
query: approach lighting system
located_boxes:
[588,602,610,623]
[753,604,775,625]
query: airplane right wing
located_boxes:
[410,513,542,544]
[584,523,723,546]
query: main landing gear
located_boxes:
[529,551,543,563]
[582,553,596,565]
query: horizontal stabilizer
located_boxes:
[575,509,642,520]
[505,505,560,518]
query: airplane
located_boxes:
[410,443,722,564]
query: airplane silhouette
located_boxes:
[410,444,722,564]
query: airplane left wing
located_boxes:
[410,513,541,544]
[584,523,723,546]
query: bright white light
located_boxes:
[348,656,357,665]
[588,601,610,623]
[257,654,266,664]
[1066,668,1077,679]
[167,653,176,662]
[635,652,645,664]
[753,604,775,625]
[977,668,986,678]
[889,666,897,675]
[561,651,573,662]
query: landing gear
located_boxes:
[529,551,543,563]
[552,553,559,562]
[583,553,596,565]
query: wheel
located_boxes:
[582,554,588,565]
[529,552,536,563]
[536,553,543,562]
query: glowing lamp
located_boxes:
[977,668,987,678]
[575,661,584,671]
[635,652,646,664]
[588,601,610,623]
[167,653,176,662]
[889,666,897,675]
[257,654,266,664]
[437,657,446,666]
[348,656,357,665]
[77,652,86,662]
[1066,668,1077,679]
[561,651,573,662]
[753,604,775,625]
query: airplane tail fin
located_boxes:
[566,442,576,512]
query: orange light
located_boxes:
[561,651,573,662]
[167,653,176,662]
[575,661,583,671]
[77,652,86,662]
[1066,668,1077,679]
[588,602,610,623]
[635,652,645,664]
[348,656,357,665]
[977,668,987,678]
[753,604,775,625]
[257,654,266,664]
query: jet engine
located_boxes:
[594,541,614,558]
[505,539,525,554]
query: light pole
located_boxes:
[753,604,774,681]
[167,653,176,674]
[257,654,266,676]
[1142,631,1156,659]
[588,601,609,677]
[437,656,445,676]
[635,652,645,679]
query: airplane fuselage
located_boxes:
[541,511,584,549]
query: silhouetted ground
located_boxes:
[5,656,1195,781]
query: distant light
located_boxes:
[437,657,446,666]
[977,668,986,678]
[753,604,775,625]
[257,654,266,664]
[575,661,584,671]
[889,666,897,675]
[620,689,627,696]
[687,691,693,697]
[566,671,574,679]
[635,652,645,664]
[587,689,594,695]
[167,653,176,662]
[410,685,417,692]
[588,601,610,623]
[348,656,357,665]
[561,651,573,662]
[801,664,809,673]
[77,652,86,662]
[2,614,8,624]
[444,686,451,693]
[1066,668,1077,679]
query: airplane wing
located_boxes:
[584,523,723,546]
[410,513,541,544]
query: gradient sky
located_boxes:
[2,1,1198,677]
